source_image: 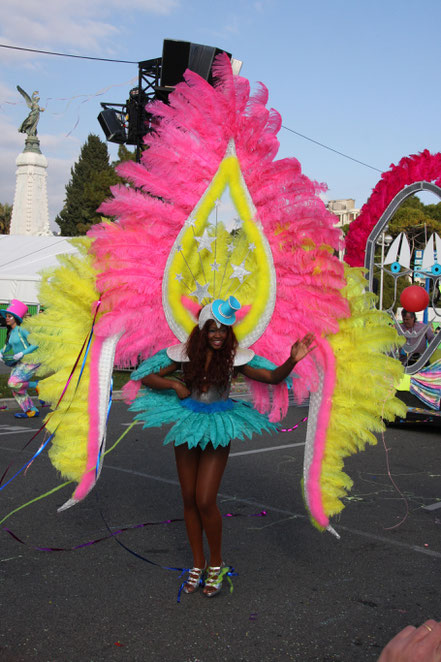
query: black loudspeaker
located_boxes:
[160,39,231,88]
[97,109,127,144]
[161,40,191,87]
[189,43,228,83]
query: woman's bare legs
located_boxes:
[174,444,230,569]
[174,446,205,568]
[195,444,230,566]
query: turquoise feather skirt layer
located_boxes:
[129,349,281,450]
[129,389,278,450]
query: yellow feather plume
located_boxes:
[23,238,100,482]
[320,266,406,518]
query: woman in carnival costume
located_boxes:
[21,55,405,596]
[0,299,40,419]
[133,295,314,595]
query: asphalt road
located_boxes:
[0,400,440,662]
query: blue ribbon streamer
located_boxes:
[95,378,114,478]
[0,433,54,492]
[96,492,240,604]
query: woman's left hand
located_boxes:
[13,352,24,361]
[290,333,316,363]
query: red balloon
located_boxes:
[400,285,429,312]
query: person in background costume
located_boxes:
[133,296,315,596]
[0,314,10,411]
[0,299,40,419]
[399,309,435,365]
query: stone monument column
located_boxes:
[9,86,52,236]
[10,137,51,235]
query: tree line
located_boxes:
[372,196,441,310]
[2,137,441,240]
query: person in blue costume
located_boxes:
[0,299,40,419]
[130,296,315,597]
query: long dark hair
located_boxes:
[5,313,20,341]
[183,320,238,393]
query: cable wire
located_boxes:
[2,42,383,173]
[281,124,382,172]
[0,238,70,270]
[0,43,138,64]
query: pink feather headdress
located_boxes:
[90,54,350,419]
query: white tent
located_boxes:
[0,235,79,305]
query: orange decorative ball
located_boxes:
[400,285,429,312]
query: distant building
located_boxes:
[327,198,360,229]
[326,198,361,260]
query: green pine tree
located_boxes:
[112,143,137,167]
[55,134,119,236]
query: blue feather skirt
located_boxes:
[129,349,278,450]
[129,389,278,450]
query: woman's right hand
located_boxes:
[173,381,191,400]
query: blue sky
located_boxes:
[1,0,440,231]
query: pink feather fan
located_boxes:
[89,54,350,416]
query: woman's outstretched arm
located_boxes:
[238,333,316,385]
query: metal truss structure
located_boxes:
[99,57,164,161]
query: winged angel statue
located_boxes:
[17,85,44,137]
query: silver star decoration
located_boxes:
[186,217,196,227]
[210,260,220,272]
[175,273,183,282]
[229,260,251,284]
[195,229,216,253]
[190,281,211,303]
[231,216,242,230]
[176,244,183,253]
[214,199,221,208]
[227,243,235,253]
[248,242,256,251]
